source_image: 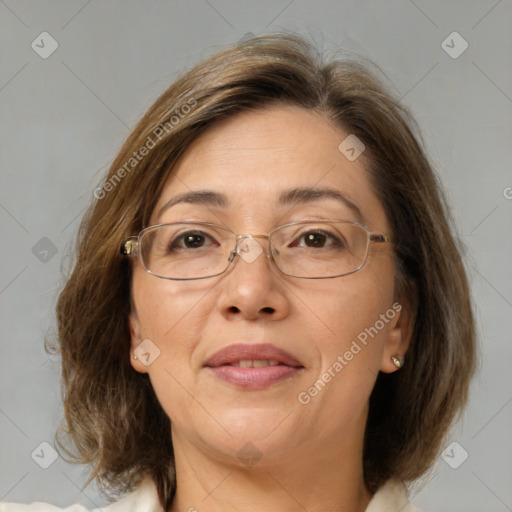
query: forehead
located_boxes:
[152,106,388,231]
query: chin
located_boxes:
[213,406,305,452]
[199,430,299,470]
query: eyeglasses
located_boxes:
[120,220,391,280]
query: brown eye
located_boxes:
[169,231,217,250]
[303,232,328,247]
[290,230,346,249]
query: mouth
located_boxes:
[204,344,304,390]
[225,359,282,367]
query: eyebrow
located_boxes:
[157,186,363,222]
[279,187,363,222]
[157,190,228,219]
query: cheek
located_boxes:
[291,270,397,437]
[305,261,396,370]
[134,269,200,331]
[131,269,216,368]
[131,271,215,424]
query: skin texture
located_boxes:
[129,105,413,512]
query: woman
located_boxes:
[1,33,476,511]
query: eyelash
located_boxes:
[167,229,346,251]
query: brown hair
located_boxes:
[50,33,476,509]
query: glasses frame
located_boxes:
[120,220,391,280]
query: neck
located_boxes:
[168,422,372,512]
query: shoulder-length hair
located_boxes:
[50,33,476,510]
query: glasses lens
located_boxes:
[140,223,235,279]
[271,222,370,278]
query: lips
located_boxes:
[204,343,302,368]
[204,343,303,390]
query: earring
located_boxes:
[391,355,403,369]
[132,354,138,360]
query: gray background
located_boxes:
[1,1,511,511]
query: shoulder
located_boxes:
[1,477,420,511]
[0,477,164,512]
[365,479,421,512]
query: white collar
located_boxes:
[94,476,163,512]
[0,476,419,511]
[96,476,420,512]
[365,479,421,511]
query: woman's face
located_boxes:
[129,105,411,466]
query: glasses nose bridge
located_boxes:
[229,233,273,265]
[235,233,270,242]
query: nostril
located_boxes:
[228,306,240,313]
[261,307,275,314]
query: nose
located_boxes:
[217,236,290,321]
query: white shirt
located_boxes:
[0,477,420,511]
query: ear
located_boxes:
[380,300,414,373]
[129,308,149,374]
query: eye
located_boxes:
[169,230,218,250]
[290,229,346,249]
